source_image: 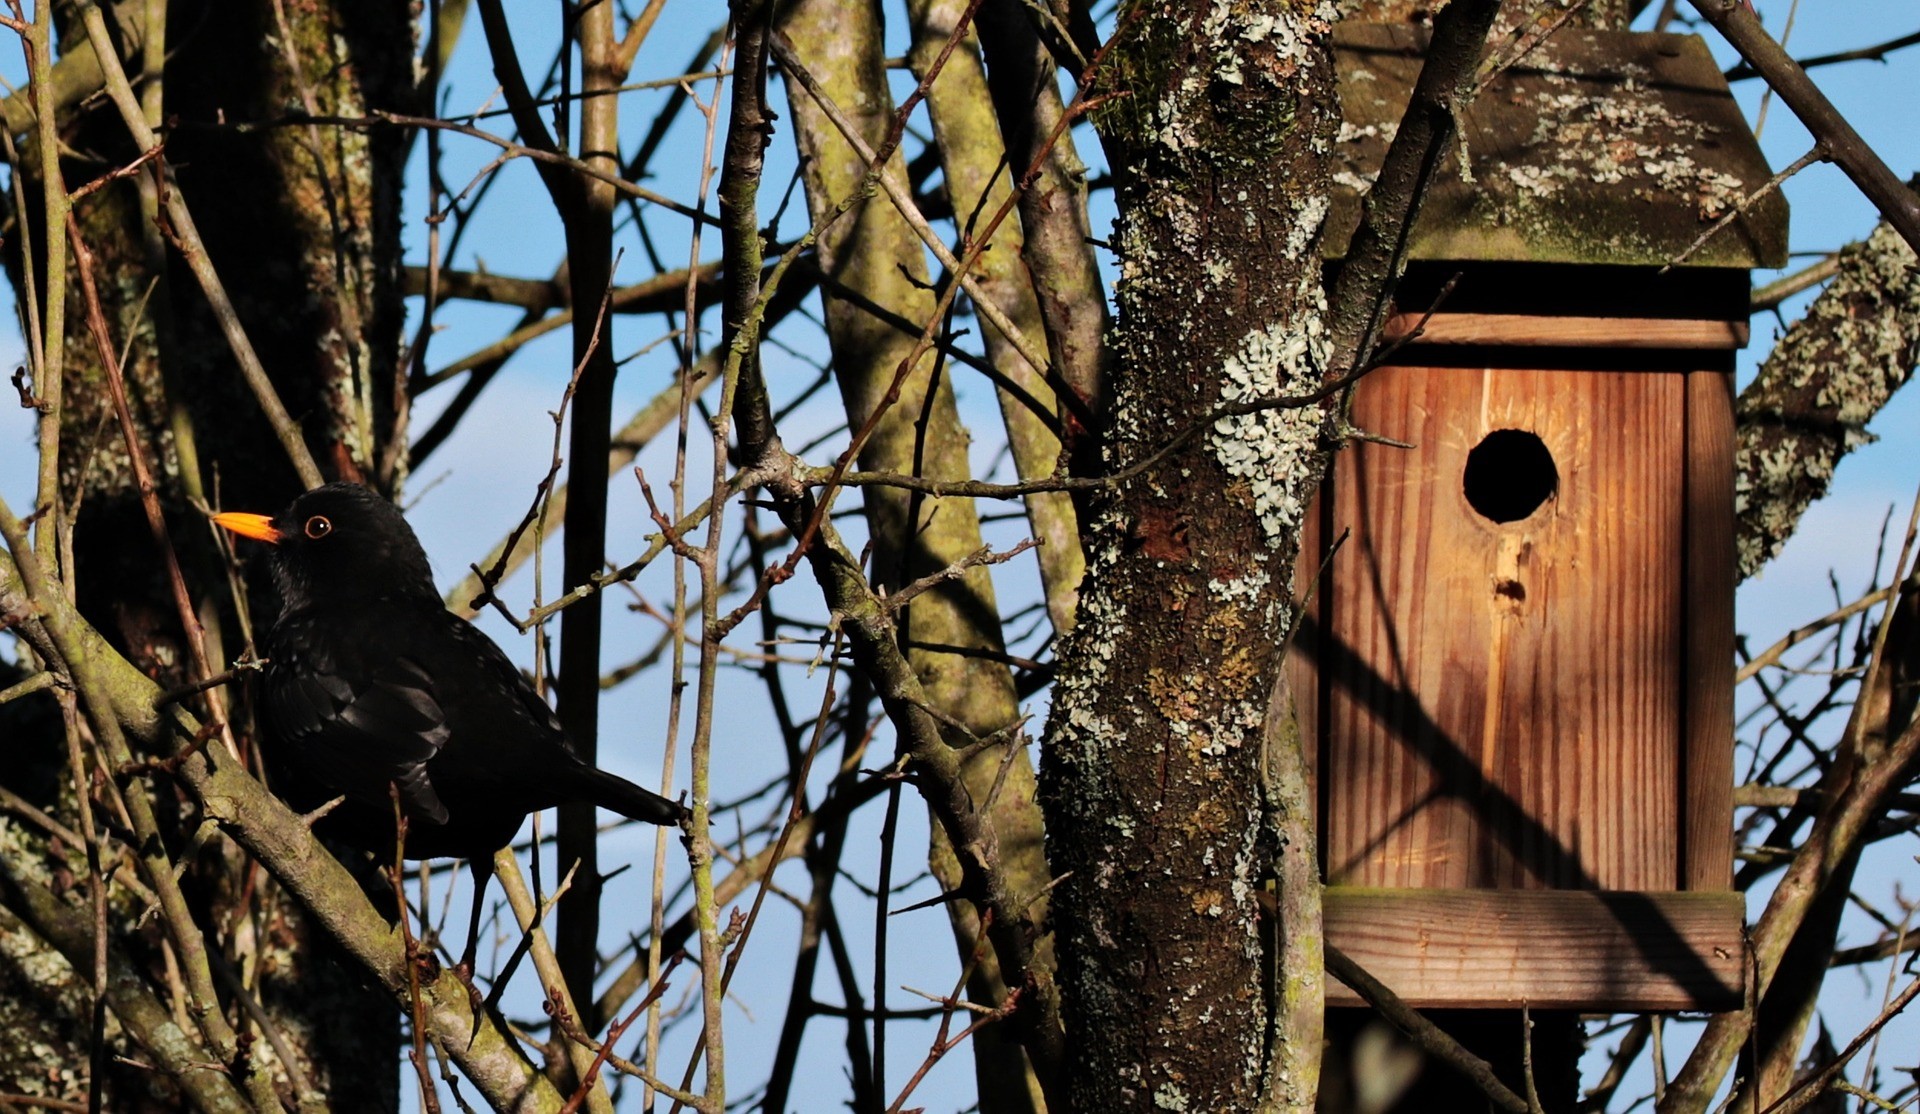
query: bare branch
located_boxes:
[1324,945,1530,1114]
[1726,29,1920,82]
[1688,0,1920,254]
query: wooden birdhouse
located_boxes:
[1294,24,1788,1011]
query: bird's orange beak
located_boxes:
[211,512,285,545]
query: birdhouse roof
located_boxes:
[1326,23,1789,270]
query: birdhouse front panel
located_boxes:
[1320,365,1685,895]
[1294,349,1744,1012]
[1299,20,1785,1014]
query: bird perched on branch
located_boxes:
[214,482,686,976]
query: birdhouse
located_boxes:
[1293,24,1787,1011]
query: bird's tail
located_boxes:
[568,766,687,825]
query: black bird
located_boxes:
[214,482,685,974]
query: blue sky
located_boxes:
[3,2,1919,1109]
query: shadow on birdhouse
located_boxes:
[1291,22,1788,1012]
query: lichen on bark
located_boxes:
[1735,220,1920,580]
[1041,0,1341,1106]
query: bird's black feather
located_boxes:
[227,483,686,866]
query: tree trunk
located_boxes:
[1041,4,1341,1107]
[775,1,1060,1108]
[0,0,412,1106]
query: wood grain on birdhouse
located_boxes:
[1322,363,1686,893]
[1296,19,1781,1013]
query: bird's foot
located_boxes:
[453,960,484,1011]
[454,960,490,1047]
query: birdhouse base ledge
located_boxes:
[1324,887,1744,1013]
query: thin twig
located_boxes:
[0,670,57,705]
[1521,1006,1545,1114]
[1760,975,1920,1114]
[303,109,717,226]
[882,541,1036,613]
[151,655,266,711]
[1751,253,1841,311]
[68,213,243,762]
[1688,0,1920,254]
[77,0,325,488]
[491,848,614,1112]
[1738,585,1895,683]
[1665,144,1826,272]
[545,958,700,1106]
[1725,28,1920,82]
[1324,944,1530,1114]
[770,34,1054,381]
[390,790,442,1114]
[886,918,1008,1114]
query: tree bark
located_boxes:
[1735,219,1920,580]
[0,0,412,1106]
[910,0,1087,642]
[901,4,1075,1110]
[553,0,625,1027]
[775,3,1060,1109]
[974,0,1111,507]
[1041,3,1341,1107]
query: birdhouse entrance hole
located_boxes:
[1293,18,1780,1014]
[1463,429,1556,523]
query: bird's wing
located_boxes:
[425,615,684,824]
[265,642,454,825]
[432,612,576,758]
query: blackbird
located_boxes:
[214,482,685,973]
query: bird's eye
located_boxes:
[304,515,333,540]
